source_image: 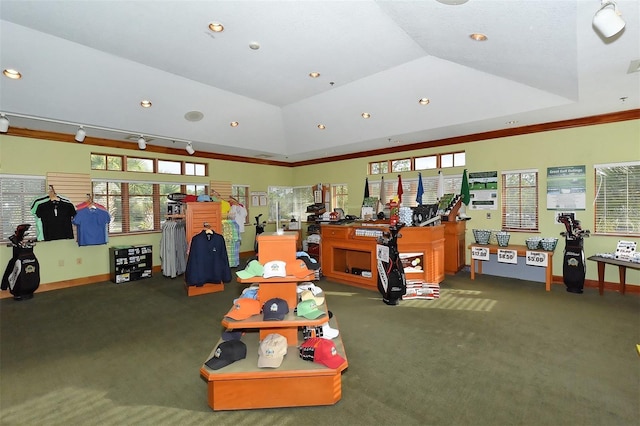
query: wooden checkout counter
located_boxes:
[320,222,445,290]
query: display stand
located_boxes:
[109,245,152,284]
[199,232,348,411]
[444,221,466,274]
[184,202,224,296]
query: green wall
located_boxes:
[1,119,639,287]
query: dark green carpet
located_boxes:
[1,270,639,425]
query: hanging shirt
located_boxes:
[72,206,111,246]
[35,199,76,241]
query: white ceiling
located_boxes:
[1,0,638,163]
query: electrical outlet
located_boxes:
[76,258,82,265]
[486,212,491,219]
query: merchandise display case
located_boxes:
[109,245,152,284]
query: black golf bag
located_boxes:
[558,213,589,294]
[376,223,407,305]
[253,214,266,254]
[1,224,40,301]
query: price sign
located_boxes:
[497,249,518,264]
[471,246,490,260]
[526,251,548,267]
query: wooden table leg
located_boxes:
[618,265,627,295]
[471,259,476,280]
[597,261,605,296]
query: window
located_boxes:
[232,185,250,224]
[441,152,466,168]
[502,170,538,231]
[185,162,206,176]
[369,161,390,175]
[126,157,154,173]
[594,162,640,236]
[331,184,349,212]
[0,175,46,241]
[369,173,462,208]
[268,186,313,224]
[415,155,437,170]
[91,154,123,171]
[158,160,182,174]
[391,159,411,173]
[92,180,207,234]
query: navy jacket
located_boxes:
[185,231,232,286]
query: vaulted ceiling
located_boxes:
[1,0,638,163]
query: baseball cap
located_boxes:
[263,261,287,278]
[225,298,261,320]
[205,340,247,370]
[296,299,325,319]
[300,289,325,306]
[299,337,346,369]
[296,255,320,270]
[257,333,288,368]
[233,286,259,303]
[302,322,339,340]
[236,260,264,279]
[221,330,244,341]
[297,282,323,295]
[263,298,289,321]
[289,259,313,279]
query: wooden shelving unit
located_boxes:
[184,202,224,296]
[199,232,348,411]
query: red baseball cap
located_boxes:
[299,337,346,369]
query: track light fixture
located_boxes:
[75,126,86,142]
[138,135,147,150]
[185,142,195,155]
[0,114,8,133]
[593,0,625,38]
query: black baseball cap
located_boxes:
[205,340,247,370]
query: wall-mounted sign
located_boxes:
[547,165,586,210]
[497,249,518,264]
[471,246,490,260]
[526,251,548,267]
[468,171,498,210]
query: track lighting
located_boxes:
[75,126,86,142]
[593,0,625,38]
[138,136,147,150]
[185,142,195,155]
[0,114,9,133]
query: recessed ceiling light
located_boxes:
[140,100,152,108]
[230,121,239,127]
[419,98,430,105]
[208,22,224,32]
[506,120,518,125]
[309,72,320,78]
[361,112,371,119]
[3,69,22,79]
[470,33,488,41]
[317,124,326,129]
[436,0,469,5]
[249,42,260,50]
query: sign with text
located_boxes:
[526,251,548,267]
[497,249,518,264]
[471,246,490,260]
[615,240,637,261]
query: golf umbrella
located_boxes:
[416,172,424,205]
[363,177,370,205]
[437,170,445,199]
[397,175,403,204]
[377,176,386,214]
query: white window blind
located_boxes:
[369,174,461,207]
[501,170,538,231]
[0,175,46,241]
[593,162,640,235]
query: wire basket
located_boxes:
[495,232,511,247]
[472,229,492,245]
[540,238,558,251]
[525,237,542,250]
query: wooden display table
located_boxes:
[321,223,445,290]
[587,255,640,295]
[469,244,554,291]
[199,232,348,411]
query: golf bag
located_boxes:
[558,213,590,294]
[1,224,40,301]
[253,214,266,253]
[376,223,407,305]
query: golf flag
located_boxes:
[416,172,424,205]
[437,170,445,199]
[377,176,386,214]
[397,175,404,204]
[363,177,370,205]
[461,168,471,205]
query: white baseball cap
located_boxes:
[263,261,287,278]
